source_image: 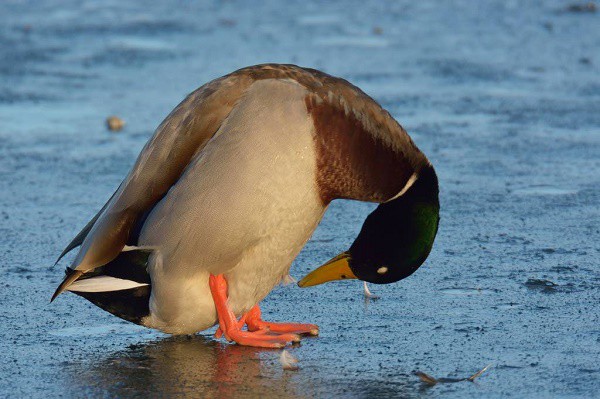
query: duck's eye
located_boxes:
[377,266,388,275]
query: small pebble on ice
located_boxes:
[106,116,125,132]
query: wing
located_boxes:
[53,71,260,298]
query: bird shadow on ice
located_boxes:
[65,334,308,398]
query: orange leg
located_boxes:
[214,313,272,338]
[245,305,319,336]
[209,274,300,348]
[214,314,247,339]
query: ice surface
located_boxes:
[0,0,599,397]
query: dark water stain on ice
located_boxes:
[1,0,600,398]
[524,278,559,293]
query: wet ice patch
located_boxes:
[495,303,523,310]
[512,185,578,196]
[49,323,145,337]
[314,36,389,47]
[83,38,177,67]
[440,287,490,296]
[297,15,340,26]
[524,278,558,293]
[110,37,175,51]
[426,59,513,83]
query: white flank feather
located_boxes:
[67,276,148,293]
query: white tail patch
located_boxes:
[67,276,148,293]
[386,172,419,202]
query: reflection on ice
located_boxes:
[314,36,389,47]
[49,323,149,338]
[512,186,578,196]
[297,15,341,26]
[439,287,490,296]
[66,335,306,398]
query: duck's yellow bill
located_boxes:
[297,252,357,288]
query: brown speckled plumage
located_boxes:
[56,63,431,297]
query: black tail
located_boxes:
[56,249,153,325]
[73,286,151,325]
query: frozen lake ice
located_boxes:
[0,0,599,397]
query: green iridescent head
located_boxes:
[299,165,440,287]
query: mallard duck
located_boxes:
[52,64,439,348]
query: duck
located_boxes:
[52,64,440,348]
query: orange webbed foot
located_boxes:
[209,274,302,348]
[245,304,319,336]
